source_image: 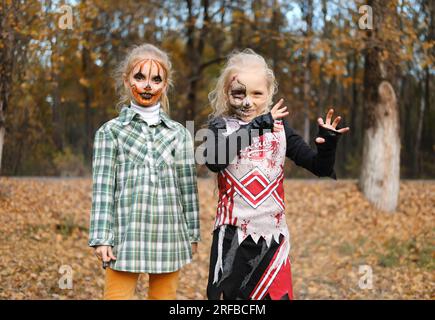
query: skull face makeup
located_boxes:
[227,70,269,122]
[126,58,167,107]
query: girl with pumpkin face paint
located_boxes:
[203,49,350,300]
[128,58,166,107]
[89,44,200,300]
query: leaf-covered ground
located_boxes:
[0,177,433,299]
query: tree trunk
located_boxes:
[0,1,18,173]
[399,75,410,175]
[360,81,400,212]
[184,0,197,123]
[413,81,425,177]
[184,0,209,123]
[82,42,93,161]
[302,0,313,143]
[350,50,359,151]
[0,126,4,171]
[359,1,400,212]
[50,48,63,151]
[270,0,280,75]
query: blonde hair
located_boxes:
[113,43,173,113]
[208,48,278,119]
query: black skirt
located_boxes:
[207,225,293,300]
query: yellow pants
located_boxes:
[103,268,180,300]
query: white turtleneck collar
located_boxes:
[130,100,160,125]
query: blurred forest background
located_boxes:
[0,0,433,178]
[0,0,434,300]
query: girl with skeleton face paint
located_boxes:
[227,73,271,123]
[89,44,200,300]
[203,49,349,300]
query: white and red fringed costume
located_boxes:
[204,112,341,300]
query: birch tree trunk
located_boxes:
[359,81,400,212]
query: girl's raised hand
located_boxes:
[316,108,350,144]
[270,98,289,120]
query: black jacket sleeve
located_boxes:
[283,119,341,179]
[203,113,275,172]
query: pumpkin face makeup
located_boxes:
[126,58,167,107]
[227,70,269,122]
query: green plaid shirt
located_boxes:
[88,105,200,273]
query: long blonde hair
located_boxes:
[208,48,278,119]
[113,43,173,113]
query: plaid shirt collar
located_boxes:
[119,105,176,130]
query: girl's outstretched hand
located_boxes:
[270,98,289,120]
[316,108,350,144]
[270,98,289,132]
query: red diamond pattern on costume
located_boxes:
[242,177,264,197]
[220,167,284,210]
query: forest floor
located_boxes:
[0,177,433,300]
